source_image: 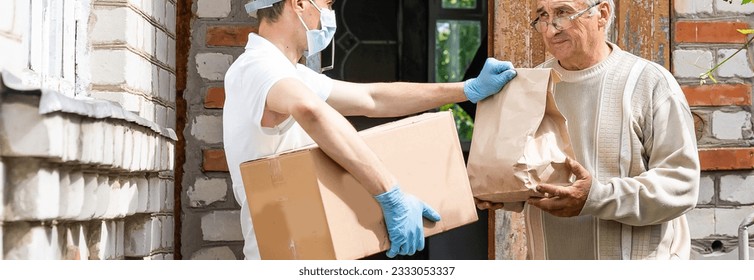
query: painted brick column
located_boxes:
[673,0,754,259]
[181,0,257,260]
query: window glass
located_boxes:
[435,20,480,141]
[442,0,477,9]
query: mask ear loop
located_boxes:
[321,39,335,72]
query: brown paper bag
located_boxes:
[467,68,575,203]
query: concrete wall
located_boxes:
[0,0,176,260]
[673,0,754,259]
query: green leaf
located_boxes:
[743,0,752,5]
[738,29,754,35]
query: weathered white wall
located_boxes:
[0,0,176,260]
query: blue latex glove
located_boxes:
[374,186,441,258]
[463,58,517,103]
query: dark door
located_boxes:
[323,0,489,260]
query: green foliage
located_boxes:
[699,2,754,84]
[440,104,475,141]
[442,0,477,9]
[435,20,481,142]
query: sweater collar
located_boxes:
[552,42,622,83]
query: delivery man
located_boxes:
[224,0,517,259]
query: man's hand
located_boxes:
[475,198,505,211]
[374,186,441,258]
[463,58,517,103]
[527,158,592,217]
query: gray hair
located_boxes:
[585,0,615,37]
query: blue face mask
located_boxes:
[298,0,337,58]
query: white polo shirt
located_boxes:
[223,33,333,260]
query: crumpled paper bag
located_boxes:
[467,68,575,203]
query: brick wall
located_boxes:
[673,0,754,259]
[0,0,176,260]
[180,0,252,260]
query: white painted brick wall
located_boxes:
[103,121,115,166]
[168,39,177,71]
[115,220,125,259]
[156,30,168,65]
[188,178,229,207]
[0,101,64,159]
[164,179,175,212]
[151,216,163,251]
[169,73,176,103]
[64,223,90,260]
[167,107,176,131]
[191,115,224,144]
[5,159,60,221]
[136,177,150,213]
[3,223,63,260]
[90,50,127,85]
[687,207,754,238]
[190,246,236,260]
[698,176,714,205]
[200,211,243,241]
[148,177,163,212]
[123,127,134,171]
[196,53,233,81]
[90,7,129,44]
[155,106,168,135]
[81,120,106,164]
[153,0,167,27]
[125,178,139,216]
[166,1,177,35]
[94,176,111,219]
[673,50,713,79]
[197,0,232,18]
[0,160,5,220]
[674,0,714,16]
[79,173,99,220]
[687,208,715,239]
[719,174,754,204]
[715,207,754,236]
[63,115,82,163]
[0,0,15,31]
[715,0,754,14]
[159,68,170,102]
[112,125,125,170]
[712,110,751,140]
[717,49,754,78]
[162,215,174,249]
[125,215,152,257]
[140,100,156,124]
[61,171,85,220]
[102,177,121,219]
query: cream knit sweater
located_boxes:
[527,42,700,259]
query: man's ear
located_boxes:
[597,2,610,27]
[290,0,306,13]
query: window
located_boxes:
[0,1,77,95]
[429,0,485,142]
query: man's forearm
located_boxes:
[293,100,395,195]
[365,82,466,117]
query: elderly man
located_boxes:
[224,0,517,260]
[480,0,700,259]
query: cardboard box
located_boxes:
[240,111,478,260]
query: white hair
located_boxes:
[585,0,615,37]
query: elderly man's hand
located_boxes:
[475,198,525,213]
[463,58,517,103]
[527,158,592,217]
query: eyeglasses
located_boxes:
[530,1,601,33]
